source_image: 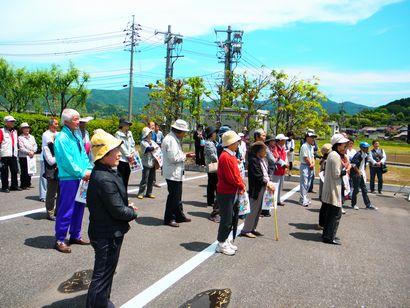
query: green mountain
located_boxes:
[374,97,410,116]
[85,87,372,116]
[86,87,151,116]
[321,99,372,115]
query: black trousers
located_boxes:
[217,193,236,242]
[19,157,31,188]
[207,172,218,206]
[351,175,371,207]
[318,202,328,228]
[87,236,124,308]
[1,156,18,190]
[370,167,383,192]
[164,179,186,223]
[117,161,131,189]
[322,203,342,241]
[195,145,205,165]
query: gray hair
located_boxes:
[61,109,80,126]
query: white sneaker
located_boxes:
[227,239,238,251]
[341,209,346,214]
[353,205,359,210]
[216,241,235,256]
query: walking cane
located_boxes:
[273,204,279,241]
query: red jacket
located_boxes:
[217,150,245,194]
[273,145,287,176]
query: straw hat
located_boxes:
[91,129,123,162]
[222,131,241,147]
[171,119,189,132]
[20,122,30,128]
[141,127,152,139]
[321,143,332,155]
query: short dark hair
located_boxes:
[250,141,267,155]
[372,140,379,145]
[48,118,57,126]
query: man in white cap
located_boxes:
[0,116,21,192]
[161,119,195,227]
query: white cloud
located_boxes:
[0,0,401,41]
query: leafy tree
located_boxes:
[142,78,186,131]
[232,72,271,130]
[0,59,39,112]
[268,70,330,136]
[184,76,210,128]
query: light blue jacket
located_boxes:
[54,125,92,181]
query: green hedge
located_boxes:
[0,112,145,151]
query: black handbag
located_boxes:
[382,163,388,174]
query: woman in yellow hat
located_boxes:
[86,129,138,307]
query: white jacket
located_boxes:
[0,128,18,158]
[162,132,186,181]
[115,130,136,163]
[18,134,38,158]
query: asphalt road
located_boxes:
[0,170,409,307]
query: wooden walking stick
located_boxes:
[273,204,279,241]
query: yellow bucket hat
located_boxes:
[91,129,123,162]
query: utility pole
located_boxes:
[124,15,141,121]
[215,25,243,92]
[156,25,184,85]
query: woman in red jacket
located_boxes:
[216,131,245,256]
[272,134,289,206]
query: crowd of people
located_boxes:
[0,111,388,306]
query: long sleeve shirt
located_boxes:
[368,148,387,166]
[18,134,38,158]
[217,149,245,194]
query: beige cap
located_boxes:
[321,143,332,155]
[91,129,123,162]
[331,133,349,145]
[20,122,30,128]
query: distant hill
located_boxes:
[321,99,372,115]
[85,87,372,116]
[374,97,410,116]
[86,87,151,116]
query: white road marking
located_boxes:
[121,184,300,308]
[0,175,207,222]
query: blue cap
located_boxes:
[218,125,231,136]
[359,142,370,148]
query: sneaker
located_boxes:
[153,183,162,188]
[137,195,143,199]
[367,205,378,210]
[145,194,155,199]
[227,239,238,251]
[352,205,359,210]
[341,209,346,214]
[378,191,383,195]
[216,242,235,256]
[315,224,324,230]
[370,190,376,194]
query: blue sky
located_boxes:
[1,0,409,107]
